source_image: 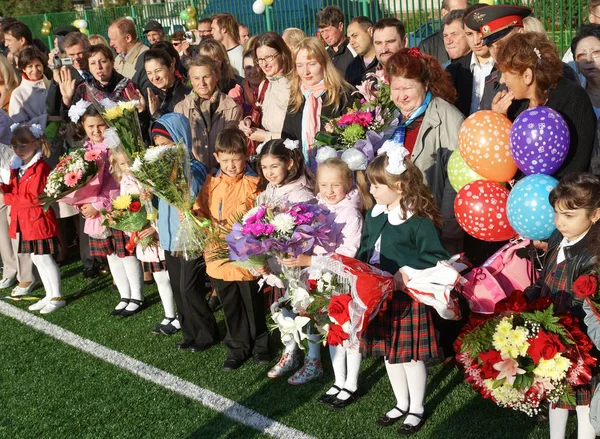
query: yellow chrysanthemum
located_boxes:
[104,107,124,120]
[496,319,513,337]
[118,102,137,112]
[113,194,132,210]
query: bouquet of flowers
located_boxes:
[314,70,399,169]
[270,254,395,351]
[573,272,600,317]
[130,143,213,260]
[225,201,333,272]
[92,94,144,159]
[39,148,104,210]
[455,291,596,416]
[102,194,154,253]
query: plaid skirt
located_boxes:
[143,260,167,273]
[263,285,286,311]
[18,237,58,255]
[89,229,129,258]
[360,290,439,364]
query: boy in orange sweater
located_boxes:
[194,127,270,371]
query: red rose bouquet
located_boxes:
[102,193,154,253]
[455,291,596,416]
[573,273,600,318]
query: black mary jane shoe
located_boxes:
[317,385,342,405]
[120,299,145,318]
[397,413,425,436]
[327,388,359,409]
[110,299,130,316]
[377,406,408,427]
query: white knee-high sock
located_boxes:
[107,253,130,300]
[328,345,347,393]
[549,407,569,439]
[403,360,427,426]
[31,254,61,299]
[576,405,596,439]
[121,256,143,303]
[344,347,362,393]
[153,270,175,318]
[307,331,321,360]
[384,358,410,418]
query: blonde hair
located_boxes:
[0,54,19,94]
[198,39,237,88]
[282,28,306,51]
[366,155,443,227]
[316,158,373,213]
[289,37,351,113]
[88,34,110,48]
[108,149,130,182]
[523,17,546,33]
[10,125,51,158]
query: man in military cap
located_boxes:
[464,4,531,114]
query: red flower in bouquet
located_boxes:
[573,275,598,299]
[529,296,553,312]
[129,201,142,212]
[479,349,503,379]
[328,294,352,325]
[527,330,565,364]
[327,323,349,346]
[494,290,529,314]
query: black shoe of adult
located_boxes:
[176,341,191,350]
[327,389,359,409]
[317,385,341,405]
[187,341,218,353]
[253,354,271,366]
[377,406,407,427]
[397,413,425,436]
[208,294,221,312]
[83,267,99,279]
[221,358,245,372]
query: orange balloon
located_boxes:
[458,110,518,182]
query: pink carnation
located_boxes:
[64,170,82,187]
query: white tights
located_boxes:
[327,344,362,400]
[549,405,596,439]
[31,254,61,299]
[384,359,427,426]
[106,254,143,309]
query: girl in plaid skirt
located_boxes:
[110,146,178,334]
[355,146,450,435]
[1,124,64,314]
[73,105,144,317]
[525,174,600,439]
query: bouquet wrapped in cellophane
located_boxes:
[38,148,104,211]
[129,142,215,260]
[102,193,155,253]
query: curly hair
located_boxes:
[495,32,562,105]
[385,48,457,104]
[366,154,443,228]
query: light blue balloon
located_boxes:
[507,174,558,240]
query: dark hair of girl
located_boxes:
[256,139,313,191]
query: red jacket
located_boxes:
[2,155,57,240]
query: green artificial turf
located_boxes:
[0,259,577,439]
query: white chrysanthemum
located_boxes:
[130,157,143,173]
[242,206,261,224]
[103,127,121,149]
[271,213,296,235]
[143,145,170,162]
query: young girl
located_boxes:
[283,157,371,393]
[110,148,179,334]
[256,138,315,380]
[73,104,144,317]
[525,173,600,439]
[1,124,64,314]
[357,143,449,433]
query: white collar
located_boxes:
[371,203,413,225]
[10,151,42,171]
[559,231,588,249]
[470,52,494,70]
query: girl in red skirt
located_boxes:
[75,104,144,317]
[525,173,600,439]
[356,144,449,435]
[1,124,64,314]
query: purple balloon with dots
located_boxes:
[509,106,570,175]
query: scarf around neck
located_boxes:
[390,91,432,146]
[301,80,327,168]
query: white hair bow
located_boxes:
[11,123,44,139]
[68,100,92,124]
[256,141,266,155]
[283,139,300,151]
[378,140,409,175]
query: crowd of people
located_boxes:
[0,3,600,437]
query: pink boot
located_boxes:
[267,350,300,378]
[287,356,323,385]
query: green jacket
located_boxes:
[356,207,450,275]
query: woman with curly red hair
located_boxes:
[385,47,464,254]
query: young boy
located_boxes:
[194,127,270,371]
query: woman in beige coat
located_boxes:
[174,55,242,172]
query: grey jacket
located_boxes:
[411,97,464,253]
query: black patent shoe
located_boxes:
[327,389,359,409]
[377,406,407,427]
[110,299,130,316]
[397,413,425,436]
[317,385,341,405]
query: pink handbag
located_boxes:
[461,239,537,314]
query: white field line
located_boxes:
[0,301,317,439]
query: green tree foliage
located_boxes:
[1,0,73,17]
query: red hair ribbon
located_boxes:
[408,47,424,58]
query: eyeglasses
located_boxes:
[575,49,600,61]
[257,53,279,65]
